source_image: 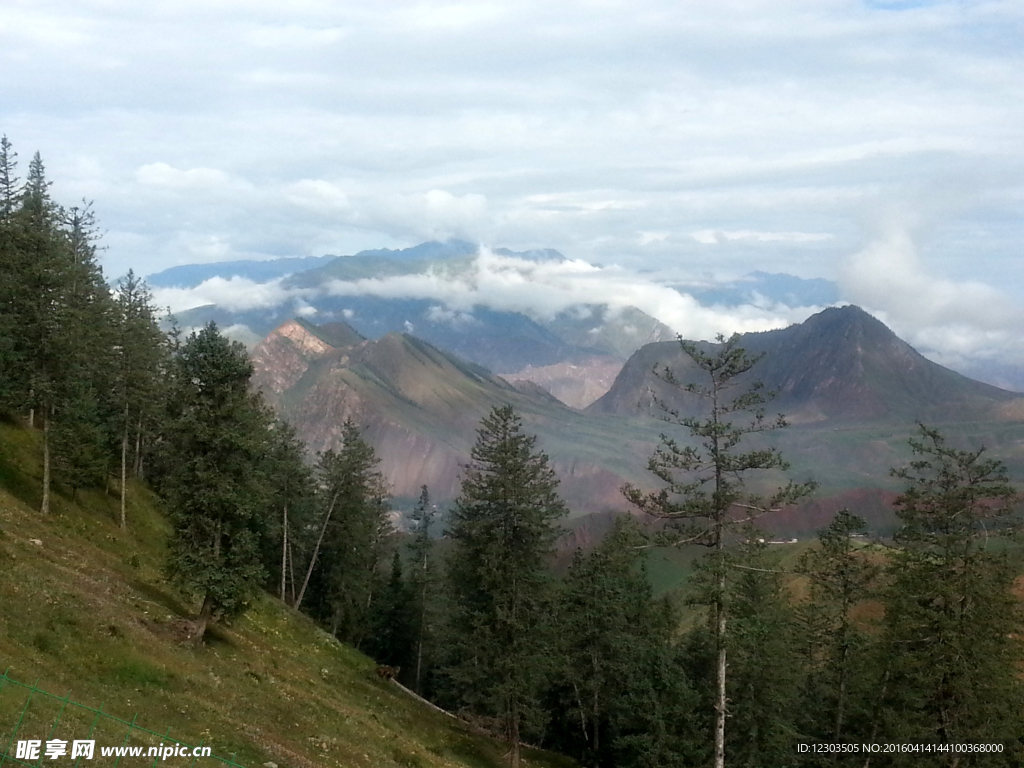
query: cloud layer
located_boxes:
[152,238,1023,384]
[3,0,1022,376]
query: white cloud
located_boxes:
[153,276,314,313]
[135,162,233,190]
[286,179,351,213]
[838,226,1024,368]
[839,227,1017,331]
[426,304,478,326]
[690,229,834,245]
[323,247,814,340]
[5,0,1023,349]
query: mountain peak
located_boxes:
[591,306,1016,424]
[250,318,365,401]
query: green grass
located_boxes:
[0,420,576,768]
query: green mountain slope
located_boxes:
[0,420,575,768]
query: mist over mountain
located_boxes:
[160,242,677,400]
[150,242,1024,394]
[681,270,841,309]
[145,255,336,288]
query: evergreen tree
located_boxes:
[0,136,20,218]
[550,516,700,768]
[874,425,1023,765]
[722,535,800,767]
[795,510,878,745]
[0,136,25,411]
[160,323,271,643]
[443,405,568,768]
[622,334,814,768]
[14,153,68,511]
[259,419,313,604]
[112,270,166,528]
[295,420,391,646]
[366,551,416,674]
[408,485,438,694]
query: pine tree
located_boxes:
[295,420,391,645]
[622,334,814,768]
[0,136,24,411]
[112,270,166,528]
[795,510,878,744]
[0,136,20,219]
[550,516,699,768]
[366,551,416,674]
[443,405,568,768]
[161,323,271,644]
[49,203,119,504]
[875,425,1023,764]
[259,419,313,604]
[15,153,68,511]
[408,485,437,694]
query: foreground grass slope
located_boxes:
[0,420,575,768]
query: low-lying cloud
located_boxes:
[153,276,315,313]
[838,226,1024,372]
[156,246,824,342]
[152,237,1023,391]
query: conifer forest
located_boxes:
[1,137,1022,768]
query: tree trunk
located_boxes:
[415,557,429,693]
[508,704,521,768]
[280,503,288,601]
[712,397,727,768]
[40,410,50,514]
[712,497,726,768]
[120,406,129,530]
[192,591,215,645]
[288,539,297,605]
[294,492,338,610]
[134,415,144,479]
[714,590,727,768]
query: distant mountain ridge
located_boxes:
[145,254,335,287]
[589,305,1017,424]
[250,318,648,508]
[169,241,676,384]
[250,308,1024,523]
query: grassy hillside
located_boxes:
[0,420,575,768]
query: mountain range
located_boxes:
[147,242,1024,395]
[249,306,1024,534]
[162,241,677,406]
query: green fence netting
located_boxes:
[0,670,244,768]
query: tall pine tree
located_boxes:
[875,425,1023,764]
[408,485,437,695]
[295,420,391,646]
[161,323,270,644]
[550,516,699,768]
[623,334,813,768]
[795,510,878,744]
[443,405,568,768]
[113,270,166,528]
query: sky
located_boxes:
[2,0,1023,379]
